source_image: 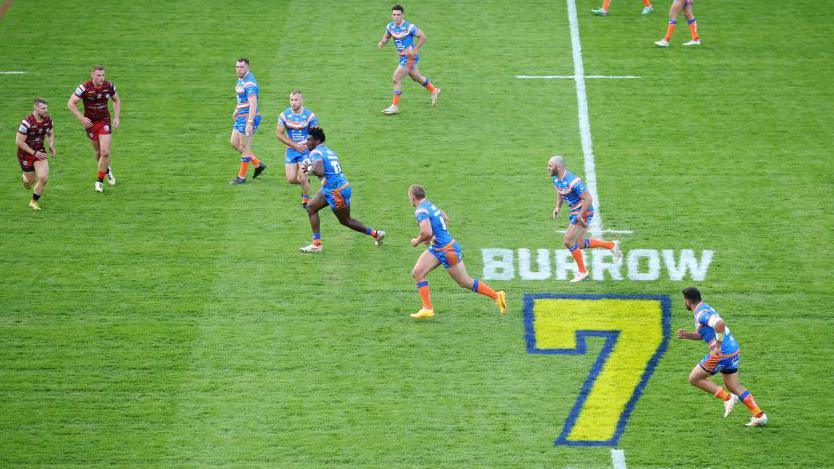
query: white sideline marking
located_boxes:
[516,75,641,79]
[0,71,26,74]
[611,449,628,469]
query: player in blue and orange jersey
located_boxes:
[654,0,700,47]
[592,0,654,16]
[298,128,385,253]
[677,287,768,427]
[548,156,620,283]
[276,90,318,208]
[407,185,507,319]
[229,58,266,185]
[377,4,441,115]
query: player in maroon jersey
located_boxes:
[67,65,121,193]
[15,98,55,210]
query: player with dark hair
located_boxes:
[276,89,318,208]
[229,57,266,185]
[378,4,441,114]
[298,127,385,253]
[407,184,507,319]
[677,287,768,427]
[654,0,700,47]
[16,98,54,210]
[68,65,121,192]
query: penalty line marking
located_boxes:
[515,75,641,79]
[0,71,26,75]
[611,449,628,469]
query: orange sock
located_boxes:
[740,391,763,417]
[426,82,438,93]
[569,244,587,272]
[472,279,498,300]
[250,156,261,167]
[688,19,699,40]
[238,161,249,178]
[602,0,611,10]
[642,0,652,6]
[392,92,401,106]
[416,281,433,309]
[665,20,677,41]
[713,387,731,401]
[587,238,614,249]
[312,239,322,246]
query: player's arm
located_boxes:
[111,92,121,129]
[275,122,305,152]
[16,132,46,159]
[67,93,92,128]
[577,190,593,226]
[553,192,563,219]
[378,30,391,48]
[306,159,324,177]
[411,219,433,247]
[675,329,702,340]
[410,29,426,55]
[707,315,726,353]
[47,127,55,157]
[245,94,257,136]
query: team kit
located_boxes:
[12,4,766,428]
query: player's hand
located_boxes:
[552,207,560,219]
[48,146,56,158]
[577,216,589,228]
[676,329,688,339]
[245,122,254,136]
[112,117,120,130]
[81,117,93,128]
[410,237,422,247]
[709,342,722,355]
[34,150,48,161]
[294,142,307,152]
[378,40,385,48]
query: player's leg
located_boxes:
[332,204,383,241]
[410,250,442,317]
[300,191,327,252]
[578,215,621,261]
[723,372,767,425]
[446,258,507,314]
[591,0,611,16]
[408,66,440,105]
[231,130,252,184]
[21,168,35,190]
[297,164,311,207]
[682,0,700,45]
[656,0,684,46]
[383,65,409,114]
[90,138,105,192]
[29,159,48,210]
[641,0,654,15]
[564,223,590,281]
[687,362,722,395]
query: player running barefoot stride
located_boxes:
[654,0,700,47]
[16,98,54,210]
[68,65,120,193]
[677,287,768,427]
[592,0,654,16]
[299,128,385,253]
[548,156,620,283]
[276,90,318,208]
[407,185,507,319]
[229,58,266,185]
[378,4,441,115]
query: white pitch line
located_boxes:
[611,449,628,469]
[0,71,26,74]
[515,75,641,79]
[566,0,604,238]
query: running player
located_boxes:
[407,184,507,319]
[677,287,768,427]
[229,58,266,185]
[377,4,441,115]
[548,155,621,283]
[67,65,120,193]
[298,128,385,253]
[276,90,318,208]
[654,0,700,47]
[592,0,654,15]
[16,98,54,210]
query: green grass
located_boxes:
[1,0,833,466]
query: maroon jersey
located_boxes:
[74,80,117,121]
[17,113,53,154]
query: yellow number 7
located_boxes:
[523,294,671,446]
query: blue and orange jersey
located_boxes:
[386,20,420,54]
[310,144,348,190]
[552,170,594,211]
[278,107,319,144]
[235,72,259,116]
[414,200,453,249]
[694,303,740,355]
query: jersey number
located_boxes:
[330,161,342,174]
[523,294,670,446]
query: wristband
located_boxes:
[715,332,725,342]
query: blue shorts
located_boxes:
[699,351,740,375]
[428,241,462,269]
[285,147,309,164]
[398,53,420,70]
[233,115,261,134]
[569,210,594,226]
[323,184,351,210]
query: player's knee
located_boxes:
[687,374,700,386]
[411,268,422,280]
[38,175,48,185]
[563,241,573,249]
[286,175,298,184]
[338,217,351,227]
